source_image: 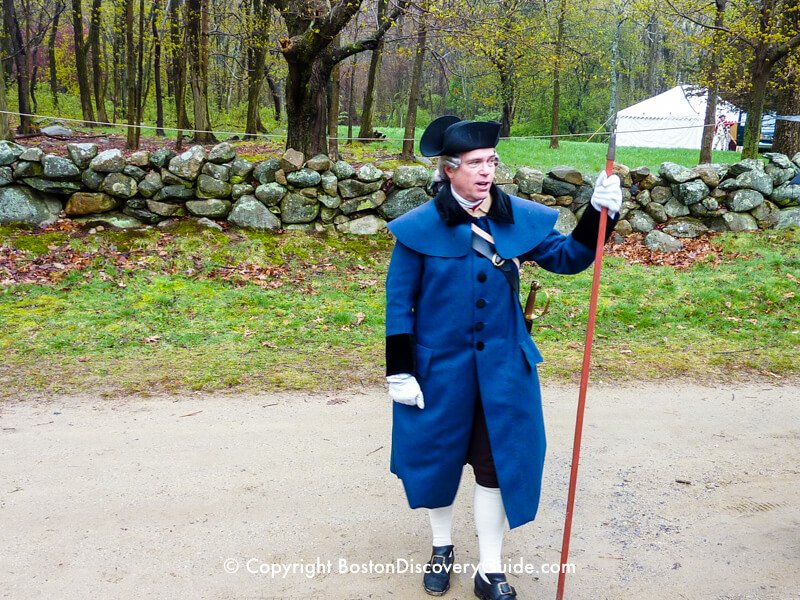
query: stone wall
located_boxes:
[1,140,799,242]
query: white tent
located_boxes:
[616,85,739,149]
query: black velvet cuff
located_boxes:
[570,204,619,250]
[386,334,415,376]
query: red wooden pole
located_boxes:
[555,129,616,600]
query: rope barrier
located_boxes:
[0,108,730,144]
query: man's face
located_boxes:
[444,147,498,202]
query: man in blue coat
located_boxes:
[385,116,622,599]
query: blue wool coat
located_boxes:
[385,187,601,529]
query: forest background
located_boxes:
[1,0,799,169]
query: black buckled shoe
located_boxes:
[423,545,455,596]
[474,572,517,599]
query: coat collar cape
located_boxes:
[387,182,559,259]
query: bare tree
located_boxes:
[401,5,426,159]
[186,0,216,143]
[2,0,36,133]
[71,0,95,126]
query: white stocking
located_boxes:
[428,504,454,547]
[474,483,506,581]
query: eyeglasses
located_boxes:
[461,157,499,171]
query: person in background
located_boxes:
[384,116,622,599]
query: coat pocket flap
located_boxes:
[415,344,434,378]
[520,341,544,368]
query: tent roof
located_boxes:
[618,85,733,121]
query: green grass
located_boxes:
[1,225,798,399]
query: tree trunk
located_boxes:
[699,0,727,164]
[2,0,35,133]
[266,71,281,121]
[328,51,340,160]
[0,62,11,140]
[346,53,358,143]
[549,0,567,149]
[741,58,771,159]
[169,0,190,147]
[774,81,800,156]
[89,0,109,123]
[358,0,386,141]
[71,0,96,126]
[245,0,269,139]
[285,49,333,157]
[124,0,138,148]
[48,1,64,110]
[186,0,216,143]
[152,0,165,135]
[401,10,426,160]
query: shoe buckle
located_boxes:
[497,581,515,596]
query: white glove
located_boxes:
[387,373,425,409]
[591,171,622,218]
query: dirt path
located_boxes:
[1,382,799,600]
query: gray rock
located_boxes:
[123,165,146,182]
[549,166,583,185]
[727,189,764,212]
[776,207,800,229]
[13,161,44,179]
[645,230,682,252]
[727,158,765,177]
[229,157,255,180]
[280,148,305,173]
[0,184,60,226]
[280,192,319,223]
[751,199,780,229]
[317,194,339,209]
[722,211,758,232]
[380,187,429,220]
[357,163,383,183]
[638,173,660,190]
[336,214,387,235]
[150,149,176,169]
[320,171,338,196]
[628,210,656,233]
[659,162,696,184]
[196,217,225,231]
[254,182,287,207]
[792,153,800,169]
[168,145,206,180]
[100,173,138,199]
[299,187,318,198]
[338,178,382,199]
[765,164,796,187]
[553,206,577,234]
[22,178,81,195]
[41,124,74,136]
[232,183,254,200]
[530,193,556,206]
[763,152,793,169]
[228,195,282,232]
[125,197,147,210]
[0,166,12,187]
[197,174,232,199]
[573,185,594,208]
[128,150,150,167]
[498,184,519,196]
[145,199,184,217]
[615,219,633,236]
[122,206,162,224]
[663,217,709,238]
[542,177,576,197]
[644,201,668,223]
[161,169,193,187]
[202,162,231,182]
[185,199,231,218]
[82,168,105,191]
[286,168,322,188]
[0,141,25,165]
[138,172,164,198]
[716,178,740,192]
[769,184,800,207]
[630,166,651,183]
[691,164,722,188]
[612,164,632,187]
[494,163,514,185]
[41,155,80,180]
[208,142,236,164]
[735,170,773,196]
[19,147,44,162]
[331,160,356,180]
[394,166,431,189]
[73,211,143,229]
[306,154,332,172]
[320,206,339,223]
[514,167,544,195]
[341,191,386,215]
[636,189,651,206]
[650,185,672,204]
[65,192,117,215]
[254,158,281,185]
[90,149,126,173]
[154,184,196,203]
[688,197,724,218]
[672,179,709,205]
[663,197,690,218]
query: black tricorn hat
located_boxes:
[419,115,501,157]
